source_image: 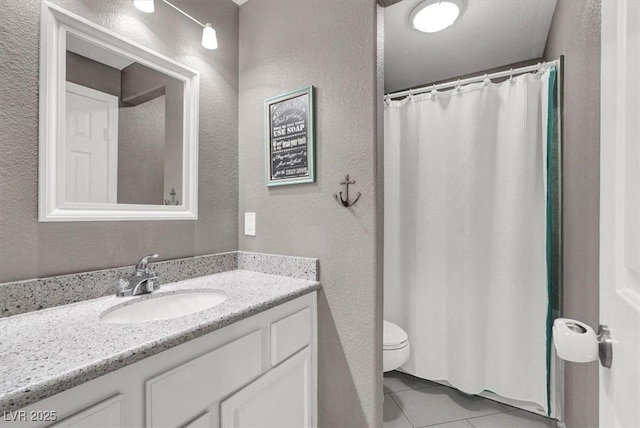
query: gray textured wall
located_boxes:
[544,0,601,427]
[238,0,383,426]
[66,51,121,96]
[120,62,185,203]
[118,95,166,205]
[0,0,239,282]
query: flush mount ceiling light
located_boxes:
[410,0,466,33]
[133,0,218,50]
[133,0,154,13]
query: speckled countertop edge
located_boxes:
[0,270,320,412]
[0,252,239,318]
[1,251,319,318]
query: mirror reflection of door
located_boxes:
[65,82,118,203]
[64,33,184,206]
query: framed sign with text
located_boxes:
[264,86,315,186]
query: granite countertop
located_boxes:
[0,270,320,412]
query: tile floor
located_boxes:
[383,371,558,428]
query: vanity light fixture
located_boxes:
[410,0,466,33]
[201,23,218,50]
[133,0,218,50]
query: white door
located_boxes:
[65,82,118,203]
[599,0,640,427]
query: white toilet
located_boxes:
[383,320,410,372]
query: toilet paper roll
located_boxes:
[552,318,598,363]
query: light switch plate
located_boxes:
[244,212,256,236]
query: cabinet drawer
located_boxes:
[146,330,262,428]
[270,307,311,365]
[49,394,123,427]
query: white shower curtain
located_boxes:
[384,70,553,411]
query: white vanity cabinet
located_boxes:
[4,293,317,428]
[145,330,264,428]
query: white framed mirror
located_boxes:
[39,1,199,221]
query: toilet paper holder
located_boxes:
[565,321,587,333]
[553,319,613,368]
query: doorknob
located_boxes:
[597,324,613,368]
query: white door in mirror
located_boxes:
[65,82,118,203]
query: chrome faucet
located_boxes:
[116,254,160,297]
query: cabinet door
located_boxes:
[220,347,312,428]
[146,330,262,428]
[48,395,123,428]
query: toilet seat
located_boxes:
[383,321,410,372]
[383,320,409,350]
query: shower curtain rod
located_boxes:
[385,59,559,100]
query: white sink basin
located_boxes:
[101,291,227,324]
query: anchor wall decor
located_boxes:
[164,188,180,206]
[334,174,361,207]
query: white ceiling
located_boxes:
[384,0,557,93]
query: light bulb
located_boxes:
[202,23,218,50]
[133,0,155,13]
[412,1,461,33]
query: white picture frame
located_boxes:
[39,1,200,221]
